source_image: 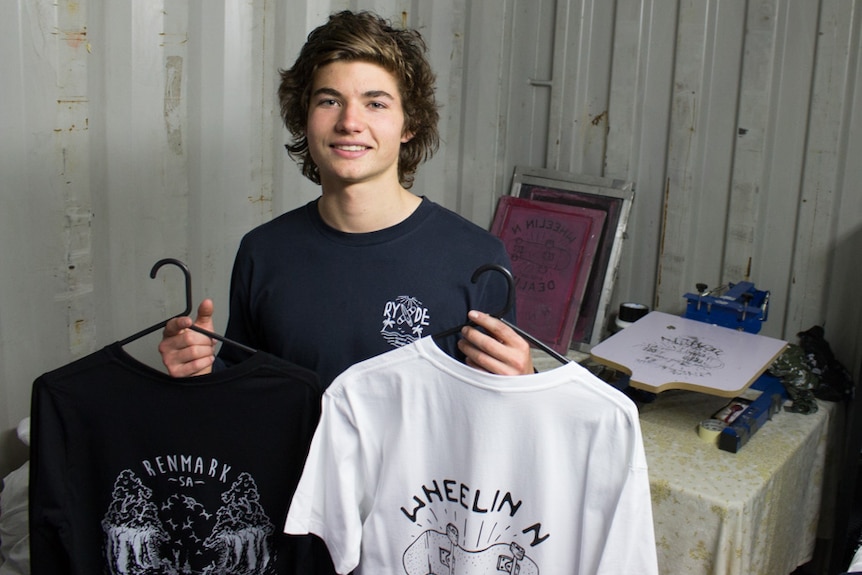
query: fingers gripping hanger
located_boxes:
[432,264,570,365]
[118,258,257,355]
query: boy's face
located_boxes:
[306,60,413,190]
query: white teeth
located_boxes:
[335,145,366,151]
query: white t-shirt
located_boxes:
[285,337,658,575]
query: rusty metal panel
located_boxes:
[605,0,678,321]
[823,7,862,378]
[0,0,94,472]
[550,0,617,175]
[739,1,820,340]
[654,0,747,316]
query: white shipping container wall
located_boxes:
[1,0,860,474]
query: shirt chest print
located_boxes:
[400,479,548,574]
[381,295,430,347]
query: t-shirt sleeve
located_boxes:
[284,389,363,575]
[28,379,73,574]
[218,238,260,368]
[594,412,659,574]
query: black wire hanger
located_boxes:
[432,263,570,365]
[118,258,257,355]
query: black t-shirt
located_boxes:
[29,342,324,575]
[219,197,515,386]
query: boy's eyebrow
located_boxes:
[311,87,396,100]
[364,90,396,100]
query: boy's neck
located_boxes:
[317,183,422,233]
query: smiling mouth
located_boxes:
[332,145,369,152]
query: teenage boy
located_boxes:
[158,10,534,387]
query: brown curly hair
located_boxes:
[278,10,440,189]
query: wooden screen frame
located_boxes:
[509,167,634,351]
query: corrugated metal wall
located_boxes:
[501,0,861,382]
[1,0,860,474]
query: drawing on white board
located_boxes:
[635,333,725,379]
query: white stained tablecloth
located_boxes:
[639,390,838,575]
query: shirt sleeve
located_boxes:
[594,414,659,575]
[218,237,260,368]
[284,388,364,575]
[28,379,73,574]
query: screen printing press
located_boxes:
[586,302,838,574]
[590,307,788,452]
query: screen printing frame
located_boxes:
[509,166,634,351]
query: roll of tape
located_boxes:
[615,302,650,330]
[697,419,727,444]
